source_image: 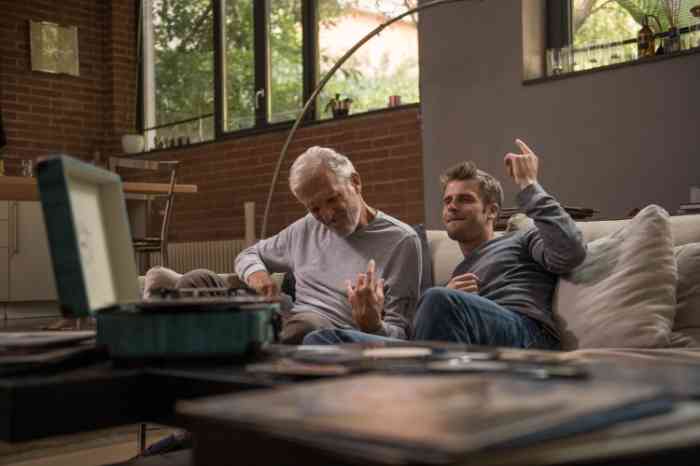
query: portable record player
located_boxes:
[36,155,279,359]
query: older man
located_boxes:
[305,139,586,349]
[237,146,422,343]
[144,146,422,344]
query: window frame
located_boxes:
[139,0,417,148]
[531,0,700,84]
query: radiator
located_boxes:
[142,239,250,274]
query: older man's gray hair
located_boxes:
[289,146,356,195]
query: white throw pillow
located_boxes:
[553,205,677,350]
[143,266,183,299]
[669,243,700,347]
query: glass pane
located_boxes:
[269,0,303,124]
[149,0,214,132]
[145,115,215,150]
[573,0,639,47]
[318,0,419,119]
[571,0,696,70]
[225,0,256,131]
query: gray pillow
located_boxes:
[553,205,677,350]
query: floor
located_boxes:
[0,317,175,466]
[0,425,177,466]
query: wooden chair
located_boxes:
[109,157,179,273]
[109,157,179,454]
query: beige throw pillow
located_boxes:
[553,205,677,350]
[669,243,700,347]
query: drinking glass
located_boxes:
[608,42,623,64]
[21,159,33,177]
[546,48,568,76]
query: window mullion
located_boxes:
[546,0,572,49]
[302,0,318,122]
[213,0,225,138]
[253,0,270,127]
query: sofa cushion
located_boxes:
[670,243,700,346]
[412,223,434,292]
[553,205,677,350]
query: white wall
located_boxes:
[419,0,700,228]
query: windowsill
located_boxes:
[523,47,700,85]
[134,103,420,157]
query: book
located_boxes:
[178,374,673,465]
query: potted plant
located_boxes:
[325,93,353,118]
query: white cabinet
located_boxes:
[1,201,57,304]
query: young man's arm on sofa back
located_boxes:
[518,183,587,274]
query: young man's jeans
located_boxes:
[303,287,560,350]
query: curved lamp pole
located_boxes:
[260,0,475,238]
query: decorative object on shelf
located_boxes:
[325,93,353,118]
[688,4,700,49]
[29,20,79,76]
[661,0,682,53]
[546,46,571,76]
[637,15,662,58]
[121,134,145,154]
[388,95,402,107]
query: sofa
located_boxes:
[428,208,700,362]
[143,208,700,361]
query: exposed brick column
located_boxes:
[103,0,137,158]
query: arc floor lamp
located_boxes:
[260,0,478,238]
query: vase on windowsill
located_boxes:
[121,134,145,154]
[325,93,353,119]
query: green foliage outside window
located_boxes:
[146,0,420,141]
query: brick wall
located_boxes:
[0,0,114,162]
[138,106,424,242]
[0,0,425,240]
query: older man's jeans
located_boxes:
[303,288,560,350]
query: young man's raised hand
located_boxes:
[504,138,539,190]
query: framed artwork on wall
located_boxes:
[29,20,79,77]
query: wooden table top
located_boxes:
[0,176,198,201]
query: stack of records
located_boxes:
[678,202,700,215]
[0,331,103,376]
[178,373,674,465]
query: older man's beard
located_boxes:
[332,202,362,237]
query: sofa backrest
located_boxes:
[426,213,700,287]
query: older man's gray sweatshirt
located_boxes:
[235,212,422,339]
[451,183,587,339]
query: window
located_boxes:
[268,1,304,124]
[140,0,420,150]
[318,0,419,119]
[223,0,256,131]
[544,0,699,77]
[142,0,215,149]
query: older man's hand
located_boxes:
[347,259,385,333]
[246,270,279,298]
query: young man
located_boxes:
[145,146,422,344]
[305,139,586,349]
